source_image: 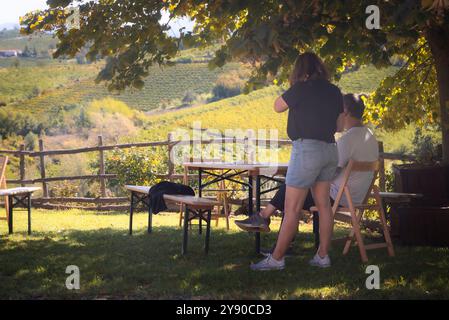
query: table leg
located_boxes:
[147,197,152,234]
[198,168,203,234]
[198,168,202,197]
[255,175,261,254]
[256,175,261,212]
[248,175,253,215]
[8,196,13,235]
[205,209,212,254]
[129,192,134,235]
[27,194,32,235]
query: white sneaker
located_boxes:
[250,254,285,271]
[309,253,331,268]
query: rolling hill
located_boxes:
[1,60,242,115]
[0,30,57,52]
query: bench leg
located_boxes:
[147,203,152,234]
[4,195,9,225]
[129,192,135,235]
[8,196,13,235]
[199,212,202,235]
[182,205,189,255]
[205,209,212,254]
[27,194,32,235]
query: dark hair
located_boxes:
[343,94,366,120]
[289,52,329,86]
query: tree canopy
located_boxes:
[21,0,449,161]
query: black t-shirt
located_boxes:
[282,79,344,143]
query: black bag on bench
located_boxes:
[149,181,195,214]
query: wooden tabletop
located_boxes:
[378,192,423,199]
[125,185,151,194]
[0,187,41,196]
[183,162,289,175]
[163,194,220,206]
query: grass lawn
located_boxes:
[0,209,448,299]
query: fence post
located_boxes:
[189,136,194,162]
[19,144,26,187]
[167,133,174,181]
[378,141,386,191]
[98,135,106,197]
[38,138,49,197]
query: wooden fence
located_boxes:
[0,134,414,210]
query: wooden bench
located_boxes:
[0,187,40,235]
[125,185,219,254]
[125,185,152,235]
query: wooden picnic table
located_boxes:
[0,187,41,235]
[183,162,288,253]
[183,162,423,249]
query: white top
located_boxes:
[330,127,379,206]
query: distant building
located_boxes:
[0,49,22,57]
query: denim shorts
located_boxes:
[285,139,338,189]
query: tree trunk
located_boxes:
[426,26,449,164]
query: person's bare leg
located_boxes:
[312,181,334,257]
[259,203,277,219]
[271,186,309,261]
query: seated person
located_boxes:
[235,94,379,258]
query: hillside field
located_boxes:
[0,60,399,128]
[0,31,57,53]
[1,60,241,114]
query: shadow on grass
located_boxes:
[1,225,449,299]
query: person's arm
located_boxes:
[331,137,351,180]
[276,82,300,113]
[335,89,345,132]
[274,96,289,113]
[336,134,352,169]
[336,112,345,132]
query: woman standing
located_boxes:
[251,52,345,271]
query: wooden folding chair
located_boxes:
[0,156,9,224]
[209,179,231,229]
[311,159,395,263]
[179,168,231,230]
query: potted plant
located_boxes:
[393,128,447,205]
[393,128,449,246]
